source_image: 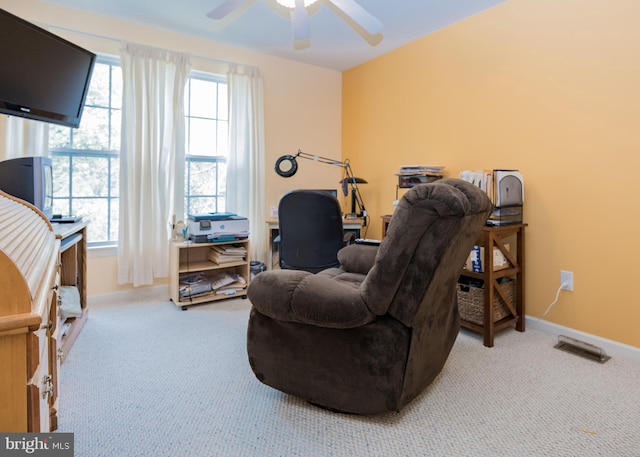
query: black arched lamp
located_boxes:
[275,149,367,218]
[339,176,367,217]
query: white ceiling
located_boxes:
[42,0,507,71]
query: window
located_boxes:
[183,73,228,216]
[49,56,122,247]
[50,57,228,246]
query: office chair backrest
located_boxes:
[278,190,345,273]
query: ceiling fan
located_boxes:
[206,0,383,50]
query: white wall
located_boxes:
[1,0,343,296]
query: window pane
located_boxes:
[218,84,228,121]
[110,157,119,196]
[189,197,219,215]
[85,63,110,106]
[49,126,71,149]
[74,198,110,242]
[52,155,70,197]
[110,109,121,150]
[72,156,109,197]
[111,66,123,109]
[217,162,228,196]
[189,118,217,156]
[72,106,111,150]
[189,78,217,118]
[189,161,219,195]
[217,120,228,154]
[110,199,119,240]
[52,200,69,218]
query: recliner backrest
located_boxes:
[360,179,493,327]
[278,190,345,273]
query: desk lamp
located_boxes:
[340,176,367,218]
[275,149,367,220]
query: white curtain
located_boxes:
[226,64,266,264]
[117,43,191,286]
[0,116,49,160]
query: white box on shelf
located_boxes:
[464,244,511,273]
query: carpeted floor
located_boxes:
[58,296,640,456]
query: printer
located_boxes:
[187,212,250,243]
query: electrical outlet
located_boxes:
[561,270,574,291]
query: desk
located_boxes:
[381,215,392,238]
[266,218,364,270]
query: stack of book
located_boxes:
[208,244,247,265]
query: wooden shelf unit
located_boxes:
[169,239,250,309]
[53,220,88,362]
[458,224,526,347]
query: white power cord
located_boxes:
[534,281,569,322]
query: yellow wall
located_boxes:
[343,0,640,347]
[3,0,344,296]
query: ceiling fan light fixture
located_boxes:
[275,0,319,8]
[208,0,383,49]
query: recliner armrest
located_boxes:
[337,244,379,275]
[247,269,376,329]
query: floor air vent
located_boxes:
[554,335,611,364]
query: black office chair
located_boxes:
[277,190,353,273]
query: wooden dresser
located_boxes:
[0,191,61,432]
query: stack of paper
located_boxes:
[208,244,247,264]
[397,165,445,175]
[210,272,247,294]
[459,170,494,197]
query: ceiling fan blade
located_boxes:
[207,0,253,20]
[292,0,311,50]
[326,0,383,36]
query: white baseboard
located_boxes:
[526,316,640,363]
[88,285,170,307]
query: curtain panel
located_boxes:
[226,64,266,263]
[0,116,49,160]
[117,42,191,286]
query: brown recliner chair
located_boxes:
[246,178,492,414]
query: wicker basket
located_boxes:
[457,280,515,325]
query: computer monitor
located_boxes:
[306,189,338,198]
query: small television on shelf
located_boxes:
[0,8,96,128]
[0,156,53,220]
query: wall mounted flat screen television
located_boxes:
[0,8,96,128]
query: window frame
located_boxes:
[183,71,229,217]
[50,55,121,248]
